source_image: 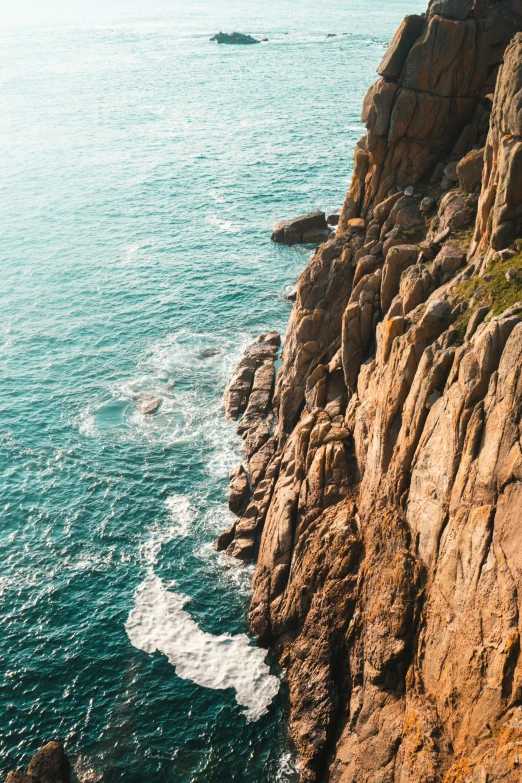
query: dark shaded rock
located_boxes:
[271,211,327,245]
[302,228,332,244]
[457,147,484,192]
[428,0,473,20]
[27,742,70,783]
[228,464,251,515]
[210,32,261,44]
[5,773,36,783]
[327,213,340,226]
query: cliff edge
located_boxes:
[220,3,522,781]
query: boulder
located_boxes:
[27,742,70,783]
[271,211,327,245]
[210,32,261,44]
[443,161,459,183]
[327,213,340,226]
[347,218,367,231]
[139,395,162,415]
[433,243,465,274]
[457,147,484,192]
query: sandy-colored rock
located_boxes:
[457,147,485,192]
[217,4,522,782]
[473,34,522,256]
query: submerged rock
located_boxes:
[138,395,162,415]
[210,31,261,45]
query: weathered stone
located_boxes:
[347,218,367,231]
[217,7,522,783]
[378,15,426,80]
[457,147,484,192]
[27,742,70,783]
[223,333,280,420]
[381,244,419,314]
[138,395,162,415]
[271,212,327,245]
[302,228,332,244]
[228,464,250,515]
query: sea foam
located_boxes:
[126,573,280,720]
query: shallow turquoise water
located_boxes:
[0,1,424,780]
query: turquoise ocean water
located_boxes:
[0,1,424,780]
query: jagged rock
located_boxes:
[457,146,484,192]
[433,243,466,275]
[378,14,425,80]
[474,34,522,256]
[27,743,70,783]
[429,0,473,20]
[271,212,327,245]
[210,32,261,44]
[217,3,522,782]
[228,464,250,515]
[5,742,71,783]
[223,332,280,420]
[381,244,418,314]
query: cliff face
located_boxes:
[221,5,522,783]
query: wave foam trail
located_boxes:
[126,574,280,721]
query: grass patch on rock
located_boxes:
[453,226,475,252]
[451,251,522,344]
[454,252,522,316]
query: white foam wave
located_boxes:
[126,574,280,721]
[140,494,193,565]
[205,214,240,234]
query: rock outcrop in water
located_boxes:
[5,742,70,783]
[271,211,331,245]
[220,4,522,782]
[210,32,262,45]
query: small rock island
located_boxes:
[210,32,263,45]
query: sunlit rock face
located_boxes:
[219,4,522,781]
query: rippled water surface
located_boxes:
[1,0,425,779]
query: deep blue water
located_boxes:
[0,1,424,780]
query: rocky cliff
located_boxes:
[220,3,522,782]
